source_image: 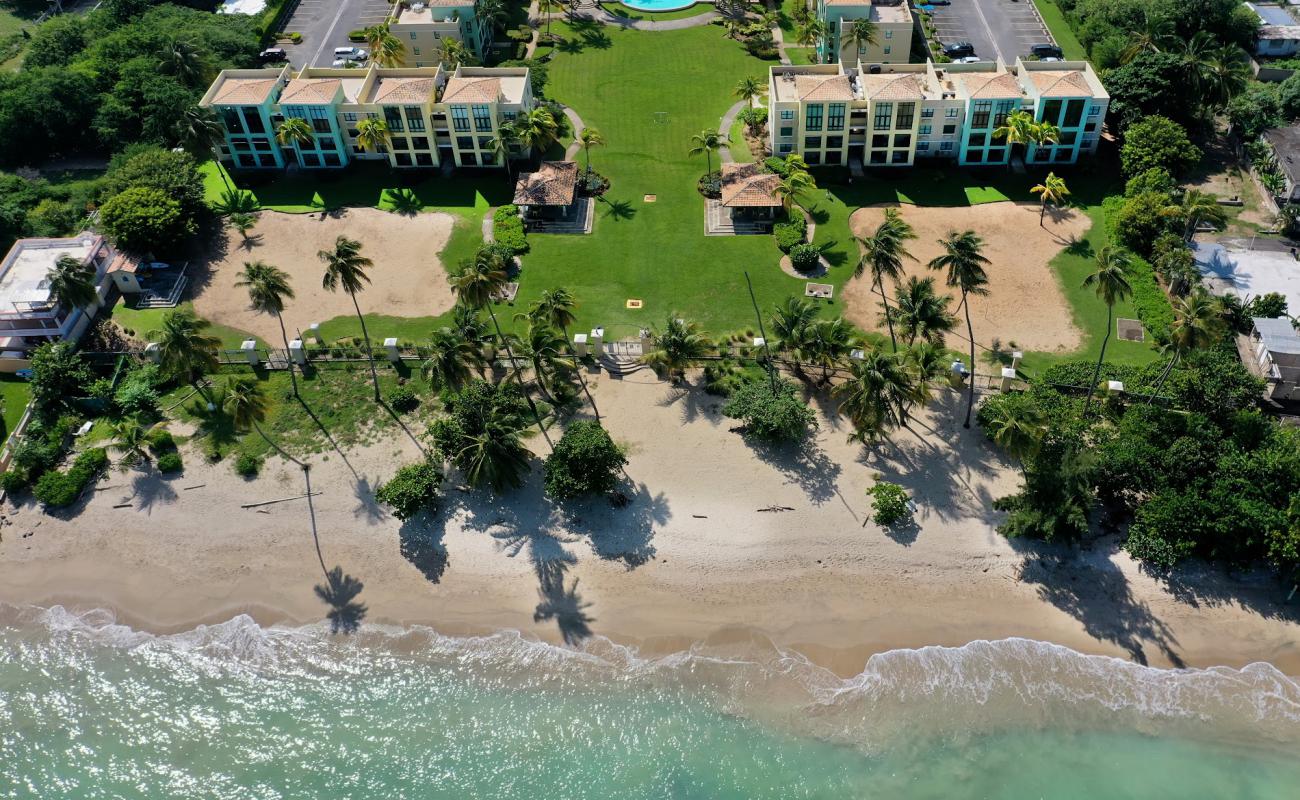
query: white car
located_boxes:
[333,46,368,62]
[332,59,364,68]
[955,56,982,64]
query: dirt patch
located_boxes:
[845,202,1089,354]
[192,208,456,342]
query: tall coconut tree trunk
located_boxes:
[1040,200,1047,227]
[877,275,898,351]
[562,323,600,421]
[275,310,300,398]
[963,289,975,429]
[1083,303,1112,415]
[1149,351,1180,405]
[486,303,553,448]
[349,291,382,403]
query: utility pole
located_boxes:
[743,271,778,395]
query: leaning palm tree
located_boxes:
[1081,247,1133,415]
[275,117,315,164]
[148,308,222,405]
[449,247,552,447]
[364,23,406,67]
[176,105,231,191]
[46,255,99,314]
[640,314,711,383]
[773,169,816,214]
[490,123,520,186]
[1149,289,1224,402]
[528,287,598,420]
[893,275,955,345]
[804,317,855,384]
[833,345,916,443]
[355,116,392,155]
[855,207,917,351]
[688,129,729,178]
[318,236,381,403]
[222,375,304,468]
[420,325,486,391]
[1119,10,1172,63]
[929,230,990,428]
[992,109,1037,158]
[235,261,299,397]
[513,106,559,162]
[1172,188,1228,241]
[841,17,878,59]
[578,127,605,173]
[734,75,764,104]
[510,321,570,404]
[980,399,1045,481]
[1030,172,1070,227]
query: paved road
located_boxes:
[278,0,393,69]
[927,0,1053,64]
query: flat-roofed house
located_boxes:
[0,233,113,365]
[388,0,492,67]
[1246,316,1300,401]
[1014,59,1108,165]
[816,0,913,64]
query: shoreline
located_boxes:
[2,377,1298,678]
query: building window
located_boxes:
[893,134,911,148]
[221,107,244,134]
[919,124,932,136]
[946,108,958,118]
[1062,98,1084,128]
[883,45,891,55]
[779,143,793,153]
[917,141,930,152]
[826,135,843,149]
[921,107,935,118]
[993,100,1015,128]
[451,106,470,132]
[1041,98,1062,126]
[779,126,793,137]
[805,151,821,165]
[896,102,914,129]
[457,135,474,149]
[308,106,332,133]
[417,152,434,166]
[872,134,888,148]
[343,112,358,122]
[462,152,478,166]
[884,30,892,38]
[472,104,493,132]
[482,151,497,165]
[412,136,429,150]
[970,101,992,128]
[891,151,908,164]
[968,132,987,148]
[870,151,887,164]
[1088,105,1101,117]
[826,150,842,164]
[939,141,953,151]
[873,102,892,130]
[405,106,425,132]
[805,104,823,131]
[395,153,412,166]
[413,47,420,56]
[392,136,408,150]
[242,108,265,134]
[942,124,956,135]
[410,32,417,40]
[828,103,845,131]
[384,106,404,132]
[804,135,822,149]
[781,109,794,120]
[477,136,493,150]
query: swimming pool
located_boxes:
[618,0,700,11]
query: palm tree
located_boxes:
[148,308,221,405]
[456,401,534,491]
[222,375,304,468]
[980,399,1045,481]
[235,261,299,397]
[177,105,231,192]
[440,37,473,68]
[1119,10,1172,63]
[904,339,947,407]
[318,236,381,403]
[538,0,564,41]
[892,276,955,345]
[276,117,315,165]
[513,106,559,162]
[528,287,598,420]
[213,188,260,217]
[162,38,208,87]
[928,230,990,428]
[1200,46,1250,111]
[855,207,916,351]
[1030,172,1069,227]
[688,129,728,177]
[110,417,153,469]
[734,76,764,104]
[1081,247,1133,415]
[1178,31,1217,98]
[578,127,605,173]
[46,255,98,314]
[841,17,878,59]
[1150,289,1224,402]
[420,325,486,391]
[640,315,711,382]
[355,116,392,155]
[769,296,819,359]
[804,317,855,384]
[490,123,520,185]
[364,23,405,67]
[229,212,258,245]
[449,247,553,447]
[1172,188,1228,241]
[510,321,570,404]
[833,345,916,443]
[992,109,1037,157]
[795,17,828,54]
[773,169,816,214]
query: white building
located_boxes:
[0,233,113,368]
[1247,316,1300,401]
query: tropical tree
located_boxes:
[1119,10,1173,63]
[421,325,486,391]
[1030,172,1069,227]
[355,116,392,154]
[1260,170,1286,199]
[213,188,260,217]
[734,75,764,104]
[440,37,474,68]
[578,127,605,173]
[773,168,816,214]
[275,117,314,162]
[110,417,153,469]
[449,246,552,446]
[992,110,1038,156]
[1150,289,1224,401]
[903,339,947,407]
[222,375,304,468]
[892,276,955,346]
[478,0,507,32]
[841,17,878,59]
[769,295,819,360]
[804,317,855,384]
[318,236,381,403]
[980,399,1045,480]
[235,260,300,397]
[510,321,570,404]
[490,124,520,186]
[1169,188,1227,240]
[148,308,221,404]
[46,254,98,313]
[688,129,729,177]
[833,345,917,442]
[1199,46,1250,111]
[1080,247,1133,415]
[641,314,711,382]
[229,211,258,244]
[364,23,405,67]
[855,207,916,351]
[528,287,598,420]
[928,230,990,428]
[176,105,230,191]
[795,17,827,52]
[514,106,559,161]
[161,38,208,87]
[539,0,564,40]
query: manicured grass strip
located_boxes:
[785,47,817,65]
[105,301,264,351]
[1031,0,1087,61]
[0,375,32,444]
[727,117,756,164]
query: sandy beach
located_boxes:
[1,375,1296,677]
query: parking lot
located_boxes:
[276,0,394,68]
[927,0,1055,64]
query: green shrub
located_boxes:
[764,156,791,177]
[1,470,29,494]
[788,242,822,272]
[388,385,420,413]
[147,429,175,454]
[493,205,529,255]
[348,29,365,41]
[868,481,911,526]
[375,460,444,520]
[543,420,627,500]
[773,216,807,252]
[721,376,816,442]
[156,452,183,473]
[32,448,107,508]
[235,452,263,478]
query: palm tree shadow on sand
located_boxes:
[314,566,368,635]
[533,559,594,645]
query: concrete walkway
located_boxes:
[717,99,747,164]
[561,105,586,160]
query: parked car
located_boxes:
[1029,43,1064,59]
[258,47,287,63]
[1039,56,1063,63]
[333,46,368,62]
[942,41,975,59]
[954,56,982,64]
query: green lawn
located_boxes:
[1031,0,1087,62]
[777,0,803,32]
[0,375,31,444]
[785,47,817,65]
[728,117,756,163]
[104,301,267,351]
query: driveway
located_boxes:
[277,0,394,69]
[927,0,1054,64]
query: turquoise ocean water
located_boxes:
[2,605,1299,799]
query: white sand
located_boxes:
[1,375,1297,676]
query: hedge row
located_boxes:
[32,448,108,509]
[493,205,529,255]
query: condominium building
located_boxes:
[200,64,535,170]
[0,234,113,360]
[816,0,913,65]
[766,59,1108,169]
[387,0,492,66]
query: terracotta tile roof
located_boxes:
[514,161,578,206]
[960,72,1022,100]
[1028,70,1092,97]
[720,162,782,208]
[794,74,855,101]
[213,78,279,105]
[107,252,142,274]
[859,73,924,101]
[441,76,501,104]
[373,77,437,104]
[280,78,341,104]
